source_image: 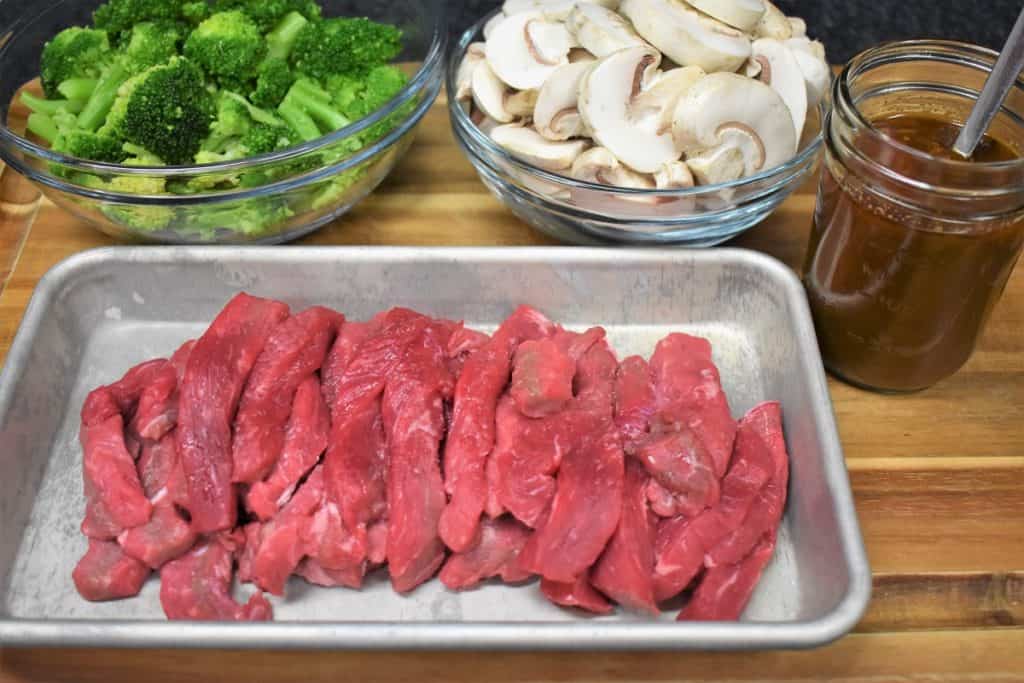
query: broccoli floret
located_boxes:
[101,57,214,164]
[326,64,409,144]
[40,27,111,98]
[251,57,294,108]
[212,0,320,33]
[184,10,265,88]
[53,131,128,162]
[266,11,309,61]
[194,91,292,170]
[98,166,174,231]
[93,0,195,38]
[290,17,401,81]
[181,1,211,25]
[121,141,164,165]
[121,21,183,74]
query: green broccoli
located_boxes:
[39,27,111,98]
[266,11,309,61]
[200,91,291,159]
[290,17,401,81]
[212,0,321,33]
[53,131,128,162]
[93,0,196,38]
[181,1,211,25]
[326,64,409,144]
[101,57,214,164]
[251,57,294,108]
[184,10,266,88]
[122,21,184,74]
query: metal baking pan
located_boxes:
[0,246,870,650]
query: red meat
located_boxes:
[136,431,190,510]
[320,314,385,410]
[130,362,178,442]
[73,539,151,601]
[678,532,776,621]
[86,359,170,422]
[160,534,272,621]
[80,406,151,530]
[246,375,331,520]
[614,356,657,454]
[440,517,532,590]
[652,516,705,603]
[295,557,363,589]
[540,574,613,615]
[591,459,658,614]
[232,306,340,484]
[81,478,123,540]
[636,427,720,518]
[383,320,454,593]
[177,293,290,533]
[439,305,554,553]
[510,338,575,418]
[119,504,197,569]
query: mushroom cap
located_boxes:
[620,0,751,74]
[483,13,506,40]
[788,16,807,38]
[472,60,516,123]
[571,146,655,188]
[654,159,695,188]
[754,0,792,39]
[578,46,681,174]
[673,71,797,177]
[490,123,590,170]
[633,65,706,135]
[456,42,487,101]
[506,89,540,118]
[535,60,595,140]
[565,2,650,57]
[685,144,745,185]
[687,0,766,33]
[486,11,574,90]
[787,37,830,108]
[503,0,620,21]
[750,38,808,140]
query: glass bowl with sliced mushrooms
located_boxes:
[447,0,829,246]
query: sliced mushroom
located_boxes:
[787,37,830,108]
[750,38,808,140]
[472,61,516,123]
[490,124,590,170]
[503,0,620,21]
[571,146,655,188]
[788,16,807,38]
[569,47,598,63]
[633,65,706,134]
[620,0,751,74]
[483,13,507,40]
[686,0,766,33]
[754,0,792,39]
[456,42,487,101]
[486,11,574,90]
[673,72,797,180]
[578,46,681,173]
[470,108,502,136]
[507,89,540,118]
[535,61,594,140]
[654,159,695,188]
[566,3,650,57]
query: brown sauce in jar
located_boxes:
[804,114,1024,392]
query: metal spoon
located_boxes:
[952,5,1024,158]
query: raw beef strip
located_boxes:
[80,402,151,530]
[232,306,340,484]
[295,558,363,589]
[130,362,178,442]
[591,460,658,614]
[517,341,624,583]
[446,323,491,377]
[177,293,290,533]
[81,478,123,540]
[706,402,789,567]
[91,359,171,420]
[677,532,776,621]
[383,320,454,593]
[246,375,331,520]
[320,314,385,410]
[614,356,657,454]
[541,574,613,615]
[136,432,191,510]
[73,539,151,601]
[510,338,575,418]
[160,535,272,621]
[439,305,554,553]
[652,516,705,603]
[440,517,532,590]
[119,504,197,569]
[636,427,720,518]
[650,334,736,479]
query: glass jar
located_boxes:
[803,40,1024,393]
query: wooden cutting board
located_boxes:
[0,98,1022,681]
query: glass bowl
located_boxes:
[447,12,824,246]
[0,0,445,244]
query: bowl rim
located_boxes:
[0,0,447,178]
[447,10,825,198]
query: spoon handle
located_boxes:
[952,5,1024,158]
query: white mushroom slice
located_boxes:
[503,0,620,21]
[620,0,751,74]
[471,61,516,123]
[654,159,695,188]
[685,144,745,185]
[571,146,655,188]
[486,11,574,90]
[788,16,807,38]
[490,124,589,170]
[750,38,808,140]
[633,65,706,134]
[787,37,831,108]
[673,72,797,179]
[507,89,540,118]
[535,61,593,140]
[578,46,681,173]
[742,58,762,79]
[686,0,765,33]
[569,47,597,63]
[483,13,506,40]
[754,0,792,39]
[471,108,502,136]
[456,42,487,101]
[566,3,649,58]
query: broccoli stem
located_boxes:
[267,11,309,61]
[292,79,332,104]
[21,91,78,116]
[26,112,59,143]
[278,98,320,141]
[77,63,127,132]
[57,78,98,102]
[287,80,350,132]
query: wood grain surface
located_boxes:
[0,98,1022,681]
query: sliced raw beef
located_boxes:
[510,338,574,418]
[320,314,386,410]
[652,516,705,603]
[177,293,290,533]
[383,319,454,593]
[130,362,178,442]
[295,557,363,589]
[81,478,123,540]
[517,340,624,583]
[678,532,776,621]
[440,517,531,590]
[136,431,190,510]
[541,574,613,615]
[706,402,789,567]
[246,375,331,520]
[614,356,657,454]
[446,323,491,378]
[119,504,196,569]
[160,534,272,621]
[591,460,658,614]
[80,397,151,530]
[73,539,151,601]
[636,427,720,518]
[650,334,736,479]
[439,305,554,553]
[232,306,340,484]
[92,359,172,420]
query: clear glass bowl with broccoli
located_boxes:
[0,0,444,243]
